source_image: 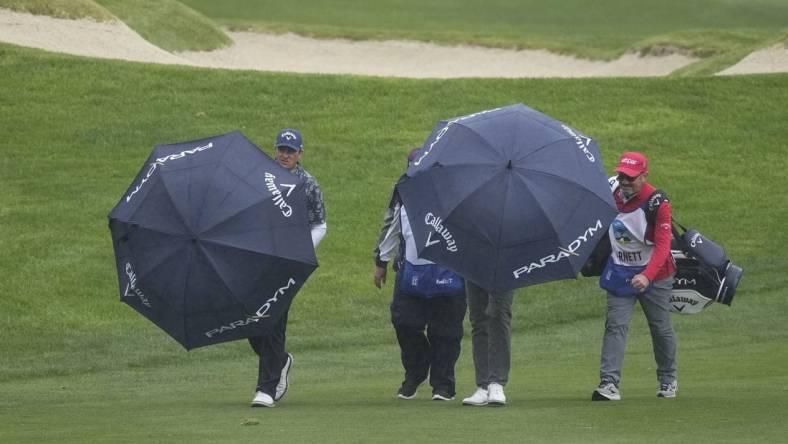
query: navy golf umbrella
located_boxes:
[397,103,617,292]
[108,130,317,350]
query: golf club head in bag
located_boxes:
[669,227,743,314]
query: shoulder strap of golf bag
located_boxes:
[670,219,686,244]
[645,188,669,227]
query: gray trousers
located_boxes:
[600,277,677,385]
[466,281,514,388]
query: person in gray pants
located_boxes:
[593,151,678,401]
[597,278,677,400]
[462,281,514,406]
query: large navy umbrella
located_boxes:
[397,103,617,292]
[108,131,317,350]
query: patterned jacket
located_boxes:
[292,163,326,227]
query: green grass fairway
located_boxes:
[1,43,787,442]
[180,0,788,59]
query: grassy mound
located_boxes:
[0,0,113,20]
[1,0,231,52]
[93,0,231,52]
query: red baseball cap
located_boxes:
[615,151,648,177]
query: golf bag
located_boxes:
[668,223,743,314]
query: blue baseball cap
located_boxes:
[275,128,303,151]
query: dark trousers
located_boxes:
[248,310,289,395]
[390,281,466,396]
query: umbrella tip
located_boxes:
[507,159,513,169]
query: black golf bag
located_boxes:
[668,223,743,314]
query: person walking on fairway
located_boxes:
[373,148,467,401]
[461,281,514,406]
[593,151,677,401]
[251,128,327,407]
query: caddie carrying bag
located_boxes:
[582,222,743,314]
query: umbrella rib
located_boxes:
[115,220,190,239]
[197,243,255,314]
[518,169,616,217]
[434,169,508,248]
[194,132,270,232]
[181,238,194,349]
[130,237,189,298]
[428,164,501,217]
[197,158,279,235]
[509,169,613,255]
[193,132,239,232]
[511,106,573,154]
[125,181,191,235]
[157,169,197,236]
[490,170,514,287]
[200,236,316,266]
[512,168,563,245]
[452,121,506,160]
[514,136,575,164]
[456,108,570,164]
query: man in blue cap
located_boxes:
[251,128,327,407]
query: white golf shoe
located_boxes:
[462,387,489,406]
[251,391,275,408]
[487,383,506,406]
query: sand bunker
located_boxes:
[1,8,786,78]
[717,44,788,76]
[180,31,697,78]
